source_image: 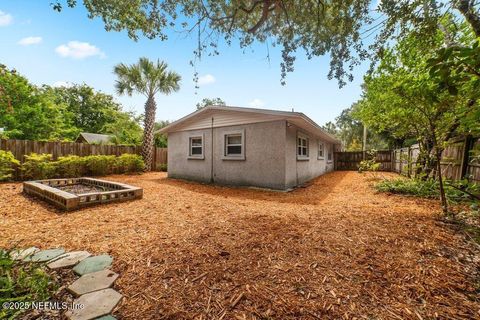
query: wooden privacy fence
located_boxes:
[0,139,168,171]
[393,136,480,182]
[335,136,480,182]
[334,150,393,171]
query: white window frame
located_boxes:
[222,129,245,160]
[297,132,309,160]
[327,145,333,163]
[188,134,204,160]
[317,140,325,160]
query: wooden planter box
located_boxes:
[23,178,143,211]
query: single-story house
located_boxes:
[158,106,342,190]
[76,132,114,144]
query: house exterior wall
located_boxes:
[167,120,287,189]
[285,123,335,188]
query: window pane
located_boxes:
[227,145,242,155]
[227,135,242,145]
[191,146,202,155]
[191,138,202,146]
[302,139,307,147]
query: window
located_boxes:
[297,134,309,160]
[327,146,333,162]
[223,130,245,160]
[188,135,204,159]
[317,141,324,159]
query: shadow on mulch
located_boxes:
[150,171,350,205]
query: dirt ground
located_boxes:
[1,171,479,319]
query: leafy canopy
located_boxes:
[114,57,181,97]
[52,0,480,86]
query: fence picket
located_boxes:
[0,139,167,173]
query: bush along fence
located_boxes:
[0,138,168,173]
[335,136,480,182]
[0,152,145,181]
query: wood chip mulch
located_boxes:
[1,171,479,319]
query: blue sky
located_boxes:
[0,1,370,125]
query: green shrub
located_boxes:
[375,178,480,203]
[115,154,144,173]
[55,155,87,178]
[84,155,116,176]
[22,153,55,180]
[0,249,58,319]
[0,150,20,181]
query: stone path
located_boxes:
[10,247,122,320]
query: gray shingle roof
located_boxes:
[77,132,114,144]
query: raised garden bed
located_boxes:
[23,177,143,210]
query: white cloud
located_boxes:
[55,41,106,59]
[18,36,42,46]
[52,81,72,88]
[197,74,216,86]
[248,98,265,108]
[0,11,13,26]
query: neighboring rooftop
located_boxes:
[157,105,341,144]
[76,132,114,144]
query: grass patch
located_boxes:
[0,249,58,319]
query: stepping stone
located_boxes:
[65,288,122,320]
[68,269,119,296]
[73,255,113,276]
[10,247,39,260]
[95,316,116,320]
[24,248,65,262]
[47,251,91,269]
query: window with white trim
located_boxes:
[317,141,324,159]
[327,146,333,162]
[297,134,309,159]
[223,130,245,160]
[188,136,203,159]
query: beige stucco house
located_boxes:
[158,106,341,190]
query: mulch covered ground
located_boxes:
[1,171,479,319]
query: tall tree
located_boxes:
[0,65,75,140]
[114,58,181,170]
[355,19,479,213]
[49,84,123,134]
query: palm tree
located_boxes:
[114,58,181,171]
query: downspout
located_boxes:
[210,116,214,183]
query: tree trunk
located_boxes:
[436,149,449,215]
[455,0,480,37]
[142,95,156,171]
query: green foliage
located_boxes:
[376,178,480,203]
[158,163,167,172]
[154,120,170,148]
[0,65,74,141]
[0,249,57,319]
[20,153,144,180]
[354,19,479,179]
[84,155,117,176]
[358,160,380,173]
[22,153,55,180]
[115,154,145,173]
[0,150,20,181]
[55,155,87,178]
[326,105,390,151]
[196,97,226,110]
[0,65,143,143]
